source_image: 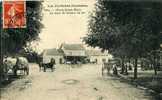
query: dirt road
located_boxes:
[0,64,154,100]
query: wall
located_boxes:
[64,50,86,56]
[89,56,110,64]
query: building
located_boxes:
[43,48,64,64]
[60,43,86,64]
[86,50,112,64]
[42,43,111,64]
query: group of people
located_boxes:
[102,60,118,76]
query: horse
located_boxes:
[13,57,29,76]
[38,62,44,71]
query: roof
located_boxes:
[86,50,109,56]
[44,48,63,56]
[61,44,85,51]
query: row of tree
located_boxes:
[83,0,162,79]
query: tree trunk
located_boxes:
[121,57,125,74]
[0,40,4,84]
[125,64,128,75]
[128,58,132,70]
[153,56,157,75]
[154,66,157,75]
[141,58,144,70]
[0,54,3,83]
[134,58,138,79]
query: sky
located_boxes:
[38,0,96,50]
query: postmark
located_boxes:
[3,1,26,28]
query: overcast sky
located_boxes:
[38,0,96,50]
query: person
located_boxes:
[49,58,56,72]
[13,57,20,75]
[101,60,105,76]
[3,59,9,80]
[113,64,118,75]
[50,58,55,66]
[102,60,110,76]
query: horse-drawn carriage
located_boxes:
[3,56,29,78]
[39,58,56,72]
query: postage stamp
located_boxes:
[3,1,26,28]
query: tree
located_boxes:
[0,1,43,80]
[83,0,162,79]
[1,1,43,55]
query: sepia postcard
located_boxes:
[0,0,162,100]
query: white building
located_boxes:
[59,43,86,63]
[86,50,112,64]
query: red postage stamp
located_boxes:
[3,1,26,28]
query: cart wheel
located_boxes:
[13,69,17,76]
[51,67,54,72]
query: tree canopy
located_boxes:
[84,1,162,58]
[0,1,43,56]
